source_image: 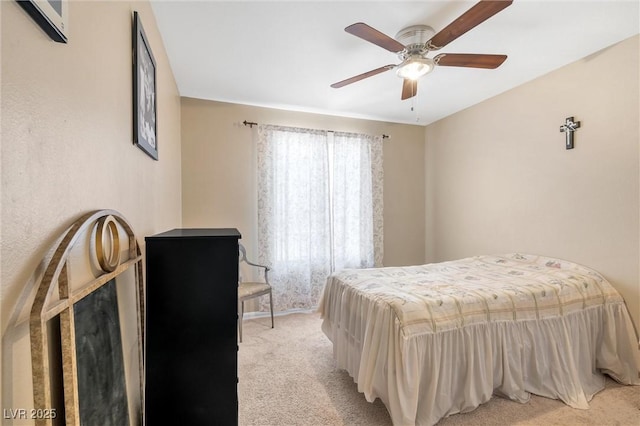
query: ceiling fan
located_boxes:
[330,0,513,100]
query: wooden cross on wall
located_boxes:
[559,116,581,149]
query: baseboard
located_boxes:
[241,307,319,320]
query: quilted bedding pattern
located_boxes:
[326,253,622,335]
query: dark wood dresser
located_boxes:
[144,228,240,425]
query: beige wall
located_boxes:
[1,0,182,419]
[425,35,640,331]
[180,98,426,270]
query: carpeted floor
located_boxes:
[238,312,640,426]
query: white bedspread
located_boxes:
[319,254,640,425]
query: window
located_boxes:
[257,124,383,311]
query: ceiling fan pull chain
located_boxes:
[412,94,422,123]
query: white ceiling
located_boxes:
[150,0,640,126]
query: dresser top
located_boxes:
[146,228,241,240]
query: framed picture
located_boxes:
[16,0,68,43]
[133,11,158,160]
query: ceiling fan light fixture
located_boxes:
[396,56,435,80]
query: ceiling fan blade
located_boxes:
[330,65,396,88]
[427,0,513,50]
[345,22,406,53]
[434,53,507,69]
[401,79,418,100]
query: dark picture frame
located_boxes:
[16,0,68,43]
[133,11,158,160]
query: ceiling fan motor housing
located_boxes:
[395,25,435,59]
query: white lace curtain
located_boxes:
[257,124,383,312]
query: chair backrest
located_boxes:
[239,243,249,263]
[237,243,270,285]
[238,243,245,283]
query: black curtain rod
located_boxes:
[242,120,389,139]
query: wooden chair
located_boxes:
[238,243,274,342]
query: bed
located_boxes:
[319,253,640,425]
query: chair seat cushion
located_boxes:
[239,282,271,299]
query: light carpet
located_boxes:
[238,312,640,425]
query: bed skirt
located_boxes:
[320,277,640,426]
